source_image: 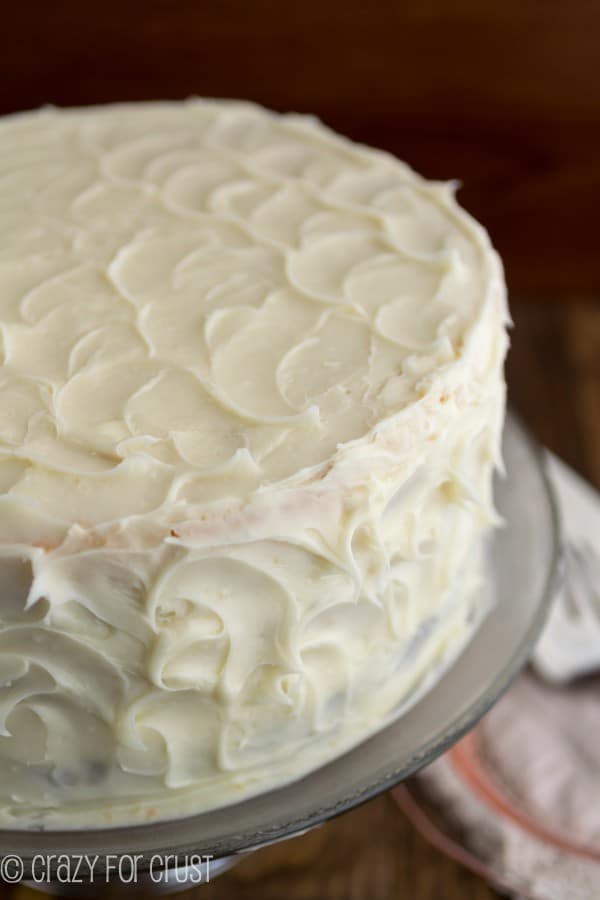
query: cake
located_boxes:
[0,100,508,827]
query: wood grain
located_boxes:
[197,794,496,900]
[2,1,600,295]
[508,298,600,489]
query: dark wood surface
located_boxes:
[2,1,600,296]
[4,297,598,899]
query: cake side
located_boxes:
[0,100,508,827]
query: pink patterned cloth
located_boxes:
[397,670,600,900]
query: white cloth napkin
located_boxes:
[532,453,600,683]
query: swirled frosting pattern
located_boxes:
[0,100,508,827]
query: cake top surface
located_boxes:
[0,100,501,528]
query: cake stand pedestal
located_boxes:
[0,414,561,895]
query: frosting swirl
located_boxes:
[0,100,508,827]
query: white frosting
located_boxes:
[0,100,508,827]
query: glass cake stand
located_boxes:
[0,413,562,894]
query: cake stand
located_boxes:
[0,413,562,895]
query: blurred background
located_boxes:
[1,6,599,896]
[4,0,598,483]
[3,0,600,298]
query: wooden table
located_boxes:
[5,297,598,900]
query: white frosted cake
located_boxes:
[0,100,508,827]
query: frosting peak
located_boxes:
[0,101,508,828]
[0,100,496,513]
